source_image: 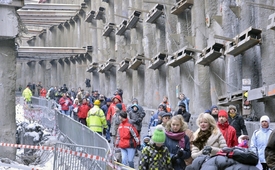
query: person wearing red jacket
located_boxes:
[77,98,91,126]
[217,110,238,147]
[115,111,140,168]
[59,93,73,116]
[40,87,47,98]
[106,95,126,122]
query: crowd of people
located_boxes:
[21,83,275,170]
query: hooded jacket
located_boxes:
[86,105,107,133]
[106,95,126,121]
[250,126,272,163]
[217,121,238,147]
[115,118,140,149]
[128,105,146,131]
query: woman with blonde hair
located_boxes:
[164,115,191,170]
[191,113,227,159]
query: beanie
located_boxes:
[205,109,211,114]
[116,103,122,110]
[119,111,127,119]
[260,115,270,124]
[210,105,218,112]
[151,125,166,144]
[178,101,186,108]
[218,110,228,118]
[94,100,101,106]
[106,98,112,102]
[228,105,237,112]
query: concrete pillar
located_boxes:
[0,38,17,159]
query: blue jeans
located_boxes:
[121,148,135,168]
[61,110,70,116]
[105,125,111,141]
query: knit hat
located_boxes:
[260,115,270,124]
[228,105,237,111]
[210,105,218,112]
[119,111,127,119]
[218,110,228,118]
[178,101,186,108]
[205,109,211,114]
[116,103,122,110]
[151,125,166,144]
[94,100,101,106]
[106,98,112,102]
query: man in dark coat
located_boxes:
[174,102,191,123]
[227,105,248,138]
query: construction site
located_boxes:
[1,0,275,169]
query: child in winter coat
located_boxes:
[139,125,173,170]
[138,135,151,151]
[164,115,191,170]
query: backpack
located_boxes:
[217,147,258,166]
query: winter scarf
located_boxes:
[165,131,186,148]
[193,128,212,150]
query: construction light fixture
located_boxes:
[126,11,141,29]
[128,54,145,70]
[85,10,95,23]
[116,20,128,35]
[148,53,167,70]
[225,27,262,56]
[95,7,105,20]
[171,0,194,15]
[167,46,200,67]
[86,62,99,73]
[145,4,164,23]
[118,58,131,72]
[102,23,116,36]
[196,42,224,66]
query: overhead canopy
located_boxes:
[17,46,88,61]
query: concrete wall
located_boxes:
[17,0,275,120]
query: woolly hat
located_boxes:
[228,105,237,111]
[94,100,101,106]
[106,98,112,102]
[119,111,127,119]
[205,109,211,114]
[151,125,166,144]
[210,105,218,111]
[178,101,186,108]
[260,115,270,124]
[218,110,228,118]
[116,103,122,110]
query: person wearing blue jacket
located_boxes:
[164,115,191,170]
[148,104,167,132]
[250,115,273,170]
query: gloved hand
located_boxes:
[171,155,178,164]
[103,128,107,135]
[202,146,212,155]
[177,149,184,158]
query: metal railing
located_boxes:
[26,96,112,170]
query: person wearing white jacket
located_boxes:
[250,115,273,170]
